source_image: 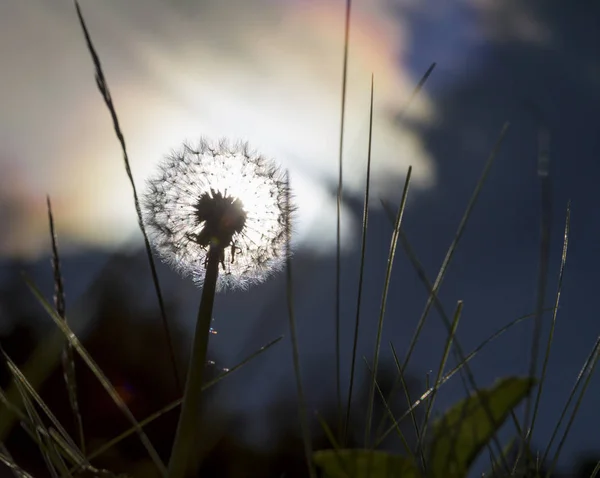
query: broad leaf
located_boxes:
[313,449,421,478]
[429,376,535,478]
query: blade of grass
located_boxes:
[546,335,600,477]
[523,203,569,474]
[0,446,34,478]
[335,0,352,441]
[81,335,283,465]
[344,74,374,446]
[284,173,316,478]
[418,300,464,473]
[1,352,82,463]
[361,357,416,465]
[23,275,167,476]
[364,166,412,447]
[12,376,63,478]
[520,122,554,471]
[72,0,181,394]
[390,342,425,471]
[590,460,600,478]
[46,196,85,455]
[374,308,542,448]
[0,387,59,457]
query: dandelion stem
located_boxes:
[168,245,220,478]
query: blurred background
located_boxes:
[1,0,599,476]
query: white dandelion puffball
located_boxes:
[142,138,290,290]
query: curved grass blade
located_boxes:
[429,377,535,478]
[520,121,554,471]
[364,167,412,447]
[0,445,34,478]
[2,352,83,466]
[522,203,569,472]
[284,173,317,478]
[72,0,181,394]
[12,377,68,478]
[590,460,600,478]
[0,387,75,465]
[344,74,374,445]
[336,0,353,440]
[23,276,167,477]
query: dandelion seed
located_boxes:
[142,138,290,291]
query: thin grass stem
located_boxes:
[335,0,352,441]
[418,300,464,472]
[46,196,85,454]
[524,203,569,473]
[344,74,374,446]
[362,357,416,464]
[364,166,412,447]
[520,122,553,470]
[285,173,317,478]
[390,342,425,471]
[73,0,181,393]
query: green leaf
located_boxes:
[313,449,422,478]
[429,376,535,478]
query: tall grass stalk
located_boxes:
[523,203,569,474]
[344,74,374,446]
[46,197,85,455]
[73,0,181,394]
[335,0,353,441]
[418,300,463,473]
[521,122,554,469]
[364,166,412,447]
[285,173,317,478]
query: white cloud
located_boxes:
[0,0,438,257]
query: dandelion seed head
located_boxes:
[143,138,290,290]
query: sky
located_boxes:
[1,0,600,475]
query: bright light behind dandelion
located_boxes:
[143,139,289,291]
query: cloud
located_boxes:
[0,0,438,258]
